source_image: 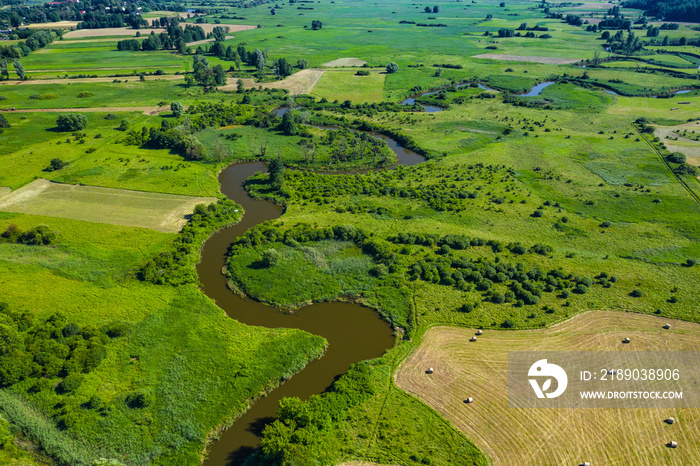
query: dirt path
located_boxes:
[473,53,580,65]
[395,311,700,465]
[0,75,183,85]
[186,35,235,47]
[0,106,170,115]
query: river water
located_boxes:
[198,133,423,464]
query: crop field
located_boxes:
[396,312,700,465]
[472,53,580,65]
[311,70,386,103]
[0,179,217,232]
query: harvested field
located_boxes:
[0,187,10,199]
[0,179,216,233]
[27,21,80,29]
[186,35,235,47]
[472,53,579,65]
[63,27,166,39]
[0,106,170,115]
[396,311,700,465]
[656,125,700,163]
[221,68,324,95]
[322,57,368,67]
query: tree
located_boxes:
[297,59,308,69]
[254,48,265,72]
[237,78,245,93]
[56,114,87,132]
[261,249,280,267]
[171,101,184,117]
[276,58,293,77]
[0,114,9,129]
[118,119,129,131]
[424,6,431,12]
[386,62,399,74]
[433,5,439,13]
[0,59,8,80]
[13,59,25,80]
[213,64,227,85]
[311,20,323,30]
[280,111,297,136]
[667,152,686,164]
[268,155,285,188]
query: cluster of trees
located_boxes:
[139,200,240,285]
[424,5,440,12]
[604,30,643,55]
[188,54,227,87]
[277,162,519,213]
[0,29,55,60]
[0,58,25,80]
[0,304,112,388]
[1,224,56,245]
[117,22,207,53]
[623,0,700,22]
[388,232,553,257]
[78,11,147,30]
[56,114,87,132]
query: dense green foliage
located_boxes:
[140,199,241,285]
[56,114,87,132]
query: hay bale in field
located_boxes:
[476,329,483,335]
[664,324,671,329]
[426,367,433,374]
[623,337,630,343]
[470,336,477,342]
[666,417,676,425]
[464,397,474,404]
[580,462,590,466]
[668,441,678,448]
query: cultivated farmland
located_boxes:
[396,312,700,465]
[0,179,216,232]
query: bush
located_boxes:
[76,91,94,98]
[355,70,370,76]
[386,62,399,74]
[667,152,686,164]
[261,248,281,267]
[105,113,118,120]
[630,289,643,297]
[501,319,515,328]
[56,114,87,132]
[532,210,543,217]
[686,258,696,267]
[125,392,149,409]
[59,374,83,394]
[47,158,68,171]
[0,114,9,129]
[600,221,611,228]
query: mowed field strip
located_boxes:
[472,53,580,65]
[62,23,254,39]
[0,179,216,233]
[222,68,324,94]
[396,312,700,465]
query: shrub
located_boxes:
[60,374,83,394]
[630,289,643,297]
[105,113,118,120]
[600,221,611,228]
[356,70,370,76]
[125,392,149,409]
[47,158,68,171]
[501,319,515,328]
[386,62,399,74]
[261,248,281,267]
[76,91,94,98]
[532,210,544,217]
[56,114,87,132]
[0,114,9,129]
[686,258,696,267]
[667,152,686,164]
[369,264,389,277]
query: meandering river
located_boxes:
[197,133,423,465]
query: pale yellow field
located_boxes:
[656,123,700,164]
[396,311,700,465]
[0,106,170,115]
[222,68,325,95]
[0,179,216,233]
[473,54,579,65]
[27,21,80,29]
[312,70,386,104]
[62,27,167,39]
[322,57,368,67]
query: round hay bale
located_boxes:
[664,324,671,329]
[623,337,630,343]
[426,367,434,374]
[470,336,477,342]
[465,397,474,404]
[667,417,676,424]
[669,440,678,448]
[476,329,483,335]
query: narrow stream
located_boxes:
[198,132,423,465]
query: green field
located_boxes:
[1,0,700,464]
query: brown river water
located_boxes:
[197,131,423,465]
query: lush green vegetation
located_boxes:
[2,0,700,463]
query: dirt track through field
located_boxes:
[396,311,700,465]
[0,106,170,115]
[473,53,579,65]
[322,57,367,67]
[0,179,216,233]
[221,68,324,94]
[0,75,183,85]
